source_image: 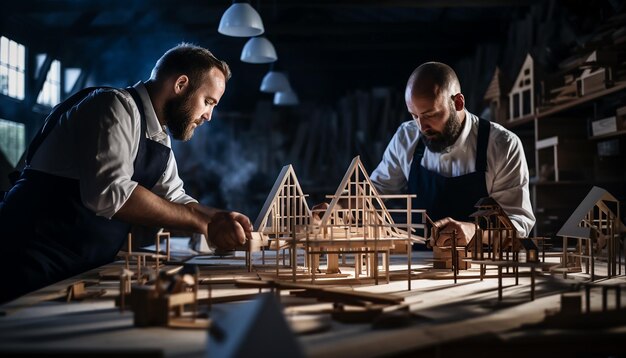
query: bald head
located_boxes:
[406,62,461,100]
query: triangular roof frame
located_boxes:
[483,67,510,101]
[319,156,400,237]
[557,186,621,239]
[253,165,311,232]
[511,53,534,92]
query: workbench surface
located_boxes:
[1,251,624,357]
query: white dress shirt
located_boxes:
[370,109,535,237]
[29,82,196,219]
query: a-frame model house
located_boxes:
[253,164,311,275]
[557,186,623,280]
[308,156,424,285]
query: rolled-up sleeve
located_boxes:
[151,150,197,205]
[371,122,416,195]
[488,130,536,237]
[76,90,139,219]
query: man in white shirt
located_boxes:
[0,43,252,302]
[370,62,535,247]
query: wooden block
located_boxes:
[560,292,582,315]
[432,246,471,270]
[577,69,607,96]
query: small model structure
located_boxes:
[509,53,539,120]
[118,229,171,276]
[251,157,425,288]
[305,156,425,286]
[557,186,623,280]
[129,265,205,328]
[65,281,106,302]
[576,50,617,97]
[253,164,312,275]
[483,67,511,124]
[468,196,522,263]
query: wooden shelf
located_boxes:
[537,81,626,118]
[589,129,626,140]
[504,114,536,129]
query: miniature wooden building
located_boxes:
[483,67,510,124]
[118,230,171,276]
[468,197,521,261]
[253,164,312,274]
[308,156,424,285]
[130,265,202,328]
[509,54,537,120]
[557,186,623,280]
[577,50,617,97]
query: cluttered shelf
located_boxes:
[537,81,626,118]
[503,81,626,130]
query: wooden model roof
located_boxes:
[510,53,535,93]
[483,67,510,101]
[253,164,311,233]
[469,196,516,230]
[557,186,622,239]
[318,156,403,238]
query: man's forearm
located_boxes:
[113,185,206,234]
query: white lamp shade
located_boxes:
[274,90,299,106]
[218,2,264,37]
[260,71,291,93]
[241,36,277,63]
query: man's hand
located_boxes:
[311,202,329,225]
[207,211,253,251]
[431,217,476,247]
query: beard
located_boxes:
[164,91,197,141]
[420,103,463,153]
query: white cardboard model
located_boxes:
[509,54,535,120]
[207,293,304,358]
[557,186,623,279]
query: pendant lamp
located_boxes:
[241,36,277,64]
[218,1,264,37]
[260,64,291,93]
[274,90,299,106]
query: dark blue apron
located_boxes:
[408,118,490,223]
[0,86,170,302]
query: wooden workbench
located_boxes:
[1,251,625,357]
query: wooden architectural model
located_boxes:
[509,53,538,120]
[305,156,425,286]
[557,186,623,280]
[483,67,510,124]
[468,197,522,262]
[251,157,425,287]
[253,164,312,275]
[577,50,617,97]
[129,265,205,328]
[118,229,171,276]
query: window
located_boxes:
[0,36,26,100]
[0,118,25,168]
[37,58,61,106]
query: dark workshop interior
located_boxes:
[1,1,626,357]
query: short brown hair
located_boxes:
[151,43,231,91]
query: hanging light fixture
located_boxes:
[218,1,264,37]
[260,63,291,93]
[274,90,299,106]
[241,36,277,64]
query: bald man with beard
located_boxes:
[370,62,535,248]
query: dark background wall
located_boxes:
[1,1,624,228]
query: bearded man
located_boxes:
[0,43,252,303]
[370,62,535,247]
